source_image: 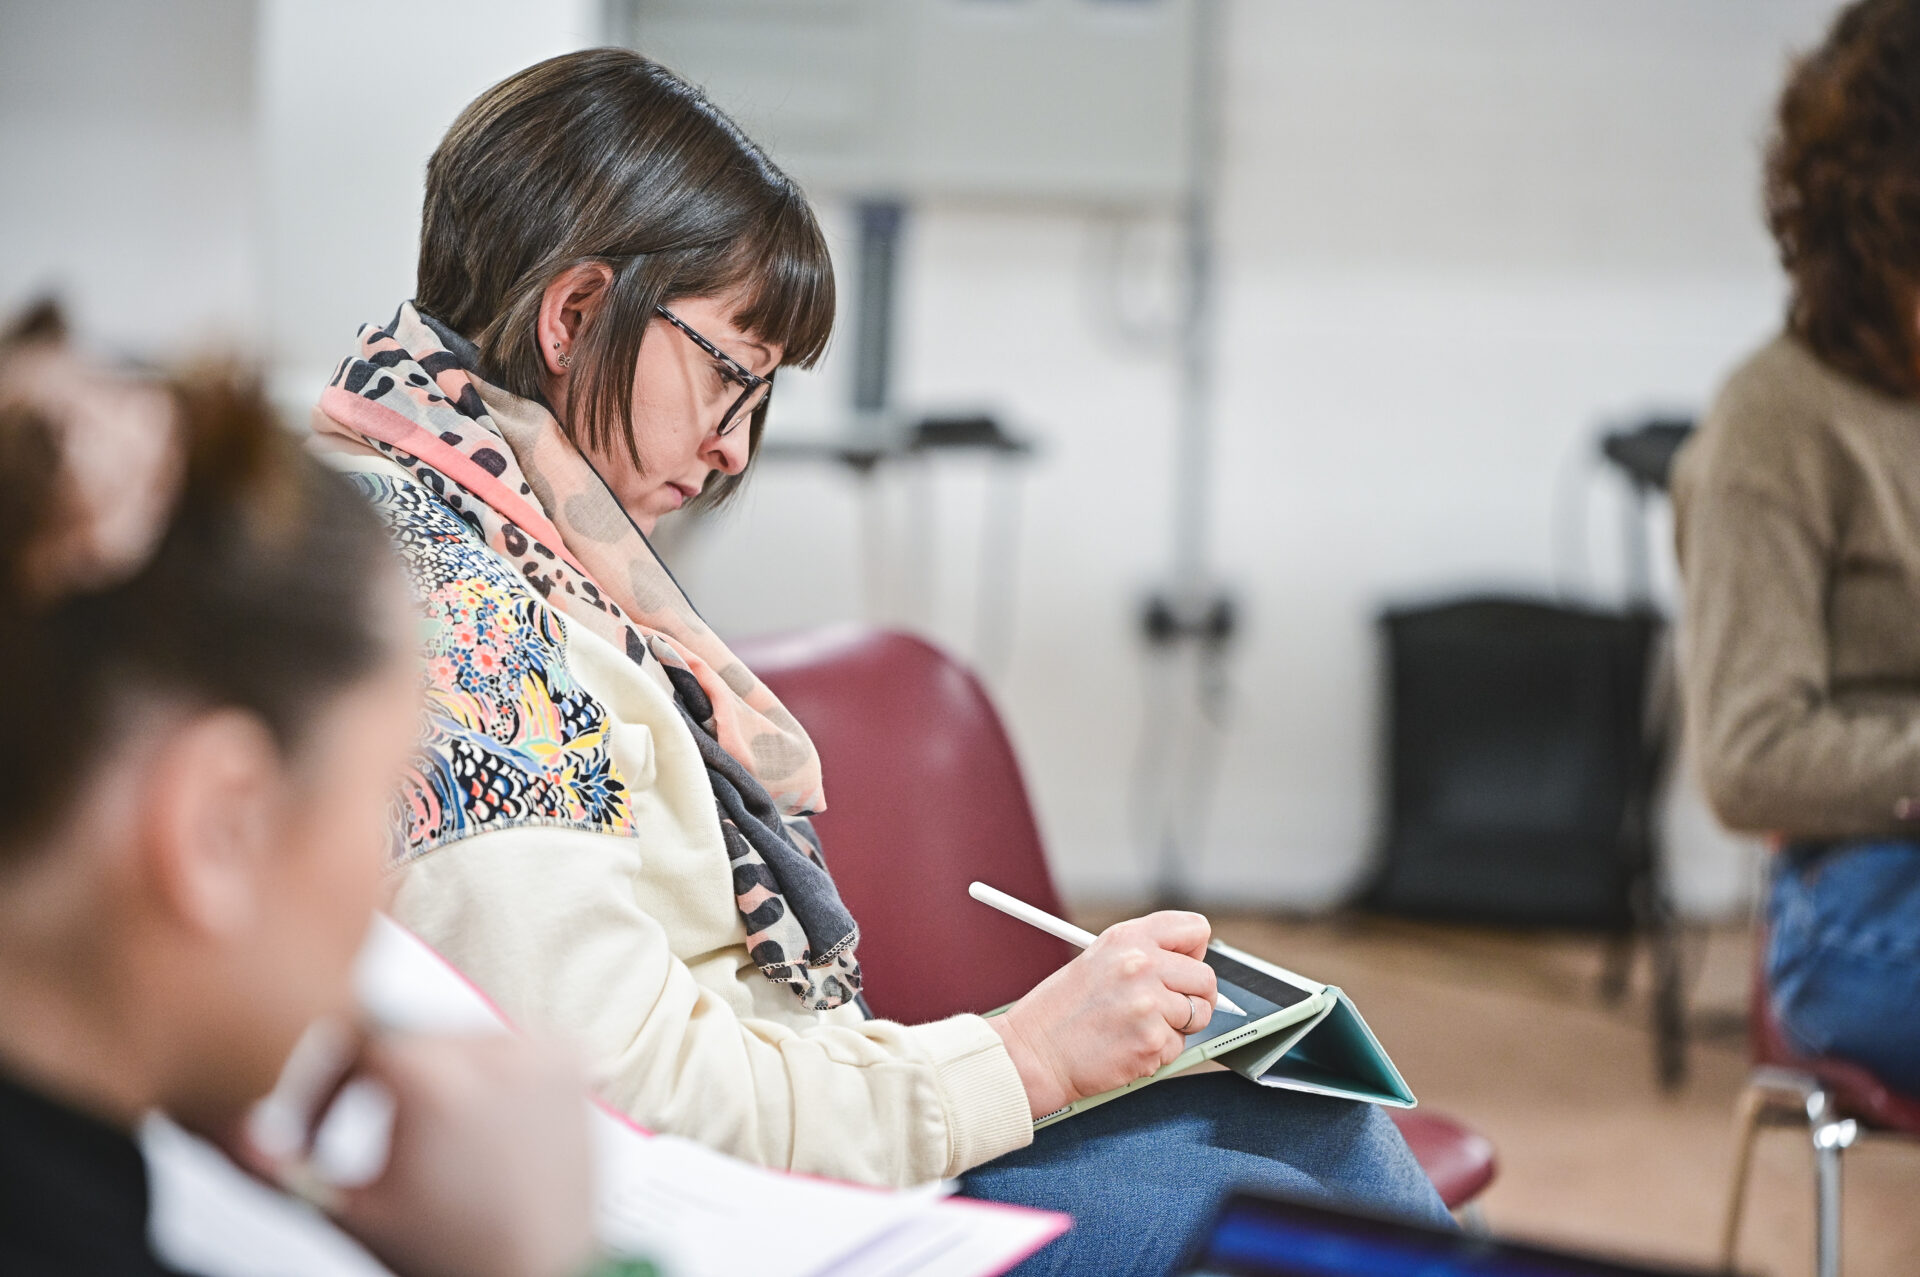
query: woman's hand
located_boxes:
[235,1032,598,1277]
[985,911,1220,1120]
[328,1034,597,1277]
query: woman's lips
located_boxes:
[666,481,700,508]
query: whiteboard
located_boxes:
[612,0,1196,205]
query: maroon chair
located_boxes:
[733,625,1075,1023]
[735,624,1499,1215]
[1391,1111,1498,1218]
[1720,920,1920,1277]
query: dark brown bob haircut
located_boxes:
[1767,0,1920,399]
[416,48,836,509]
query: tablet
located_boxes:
[1181,1191,1730,1277]
[1024,944,1333,1127]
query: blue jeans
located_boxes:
[1770,839,1920,1096]
[957,1073,1452,1276]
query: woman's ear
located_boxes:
[138,709,284,938]
[536,261,616,380]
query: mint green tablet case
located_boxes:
[1220,987,1417,1109]
[1011,941,1416,1129]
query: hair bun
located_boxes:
[0,305,185,607]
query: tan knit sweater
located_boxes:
[1673,334,1920,839]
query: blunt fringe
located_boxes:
[416,48,837,508]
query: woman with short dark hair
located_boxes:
[315,47,1447,1272]
[1675,0,1920,1094]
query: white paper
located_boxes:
[146,915,1068,1277]
[144,1116,396,1277]
[593,1126,950,1277]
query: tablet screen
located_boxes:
[1186,948,1317,1046]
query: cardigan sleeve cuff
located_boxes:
[903,1013,1034,1177]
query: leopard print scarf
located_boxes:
[314,302,862,1011]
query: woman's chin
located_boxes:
[608,492,662,536]
[610,484,686,536]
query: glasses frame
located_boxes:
[654,304,773,438]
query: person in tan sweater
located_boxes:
[1673,0,1920,1095]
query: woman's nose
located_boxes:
[706,421,750,475]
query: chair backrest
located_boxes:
[1372,596,1661,928]
[731,626,1076,1024]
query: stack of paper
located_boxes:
[595,1130,1061,1277]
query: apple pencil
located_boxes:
[967,881,1248,1017]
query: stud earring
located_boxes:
[557,351,572,369]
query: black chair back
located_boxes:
[1369,596,1662,929]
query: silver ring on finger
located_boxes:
[1177,994,1198,1034]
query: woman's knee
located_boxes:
[991,1078,1449,1230]
[1324,1102,1453,1228]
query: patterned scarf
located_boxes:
[314,302,861,1010]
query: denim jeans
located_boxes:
[957,1073,1452,1276]
[1770,839,1920,1096]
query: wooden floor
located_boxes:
[1072,907,1920,1276]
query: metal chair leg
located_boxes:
[1722,1069,1837,1274]
[1650,906,1688,1089]
[1599,932,1633,1004]
[1809,1090,1859,1277]
[1719,1084,1767,1270]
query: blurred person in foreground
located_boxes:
[310,47,1448,1275]
[0,305,603,1277]
[1675,0,1920,1093]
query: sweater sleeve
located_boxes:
[1674,359,1920,837]
[387,827,1033,1188]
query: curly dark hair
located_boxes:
[1767,0,1920,399]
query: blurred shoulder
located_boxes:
[1676,334,1853,504]
[1703,334,1842,448]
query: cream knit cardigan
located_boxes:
[336,453,1033,1188]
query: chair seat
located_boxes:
[1750,952,1920,1136]
[1764,1050,1920,1136]
[1389,1110,1498,1210]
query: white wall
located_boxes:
[4,0,1840,917]
[0,0,257,355]
[256,0,602,403]
[671,0,1845,915]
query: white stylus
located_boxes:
[967,881,1248,1017]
